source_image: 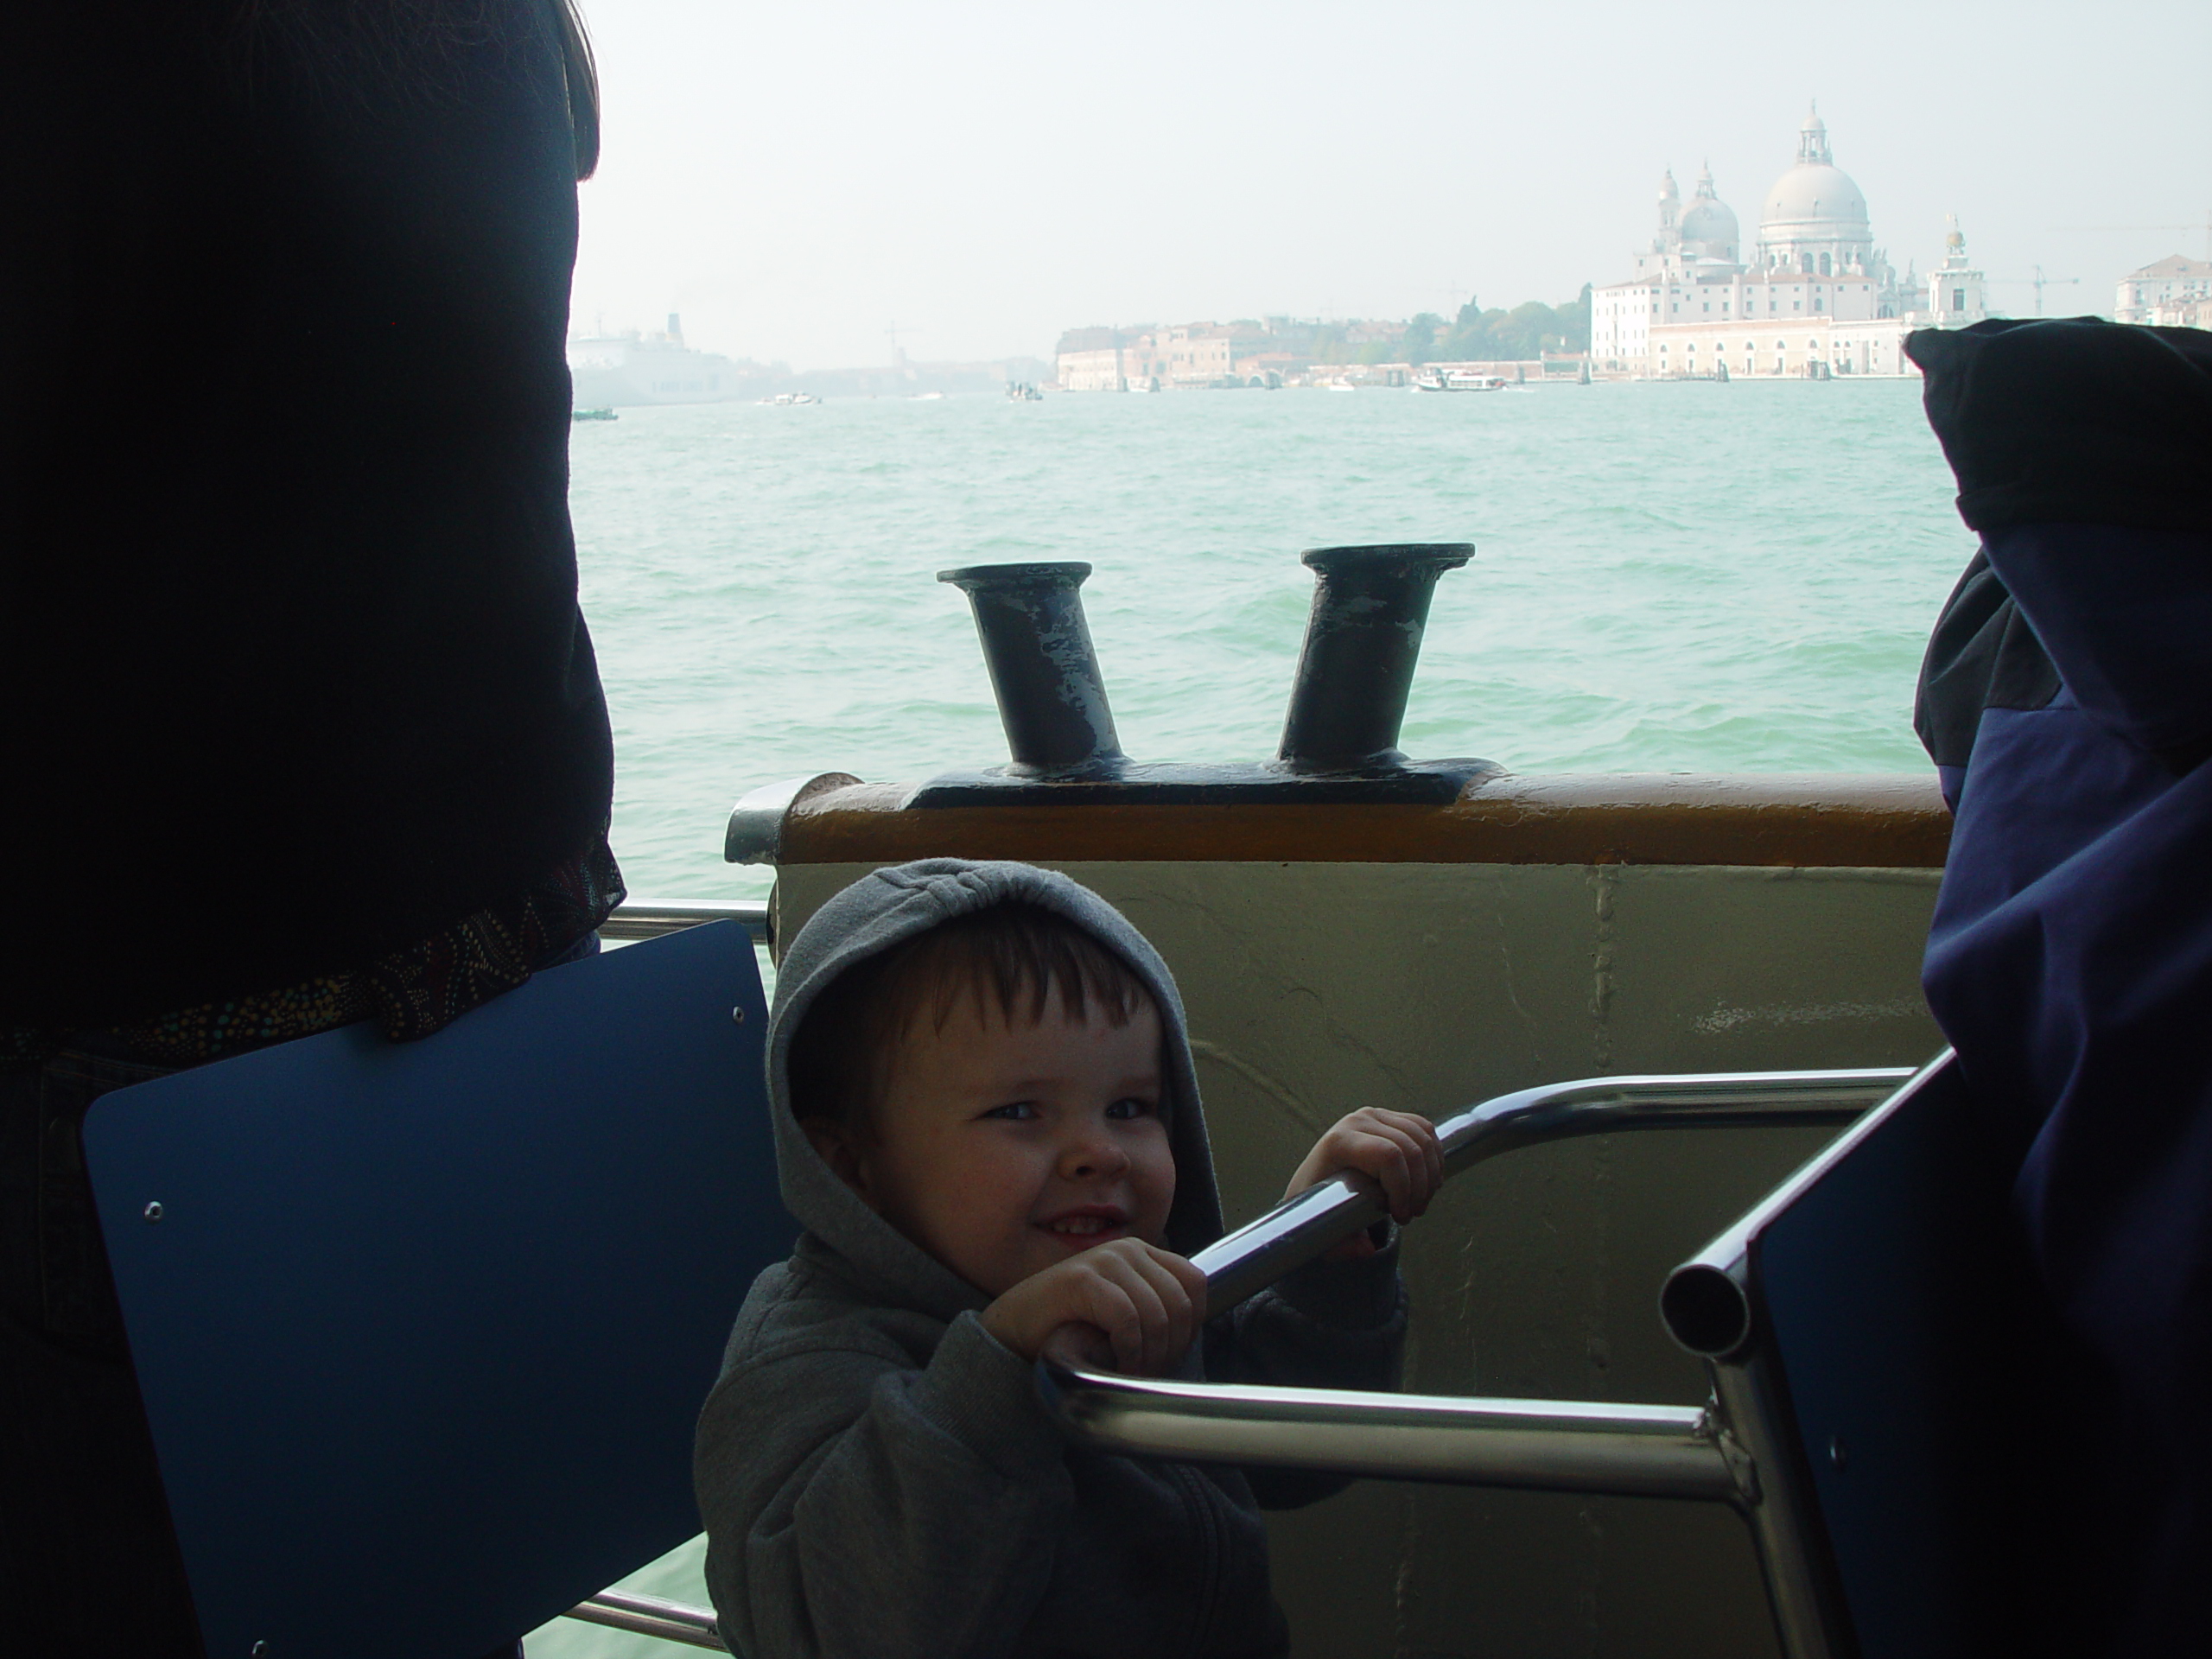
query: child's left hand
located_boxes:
[1284,1109,1444,1259]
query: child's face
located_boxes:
[828,982,1175,1298]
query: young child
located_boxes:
[694,857,1442,1659]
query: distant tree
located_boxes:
[1434,289,1591,361]
[1435,296,1493,361]
[1402,312,1441,365]
[1558,283,1592,353]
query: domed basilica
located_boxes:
[1591,107,1987,378]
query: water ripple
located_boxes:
[569,380,1966,899]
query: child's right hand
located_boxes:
[981,1238,1207,1376]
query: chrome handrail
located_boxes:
[603,900,770,944]
[1037,1367,1751,1503]
[1192,1067,1916,1310]
[1662,1050,1956,1360]
[564,1588,727,1650]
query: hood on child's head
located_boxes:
[764,860,1225,1322]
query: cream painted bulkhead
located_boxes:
[764,773,1948,1658]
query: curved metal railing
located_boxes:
[1035,1369,1754,1503]
[1192,1067,1913,1309]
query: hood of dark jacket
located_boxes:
[764,858,1224,1325]
[1910,319,2212,775]
[1906,317,2212,537]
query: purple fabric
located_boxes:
[1911,318,2212,1644]
[1922,528,2212,1647]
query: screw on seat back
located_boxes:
[84,921,778,1659]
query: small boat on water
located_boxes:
[758,391,820,406]
[569,407,618,422]
[1005,381,1044,402]
[1324,377,1359,392]
[1412,371,1507,392]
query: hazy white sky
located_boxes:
[570,0,2212,370]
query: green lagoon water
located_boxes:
[573,375,1967,909]
[531,375,1969,1654]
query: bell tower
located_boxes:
[1927,217,1987,321]
[1797,103,1831,167]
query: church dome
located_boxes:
[1679,165,1739,258]
[1759,106,1868,232]
[1762,163,1867,230]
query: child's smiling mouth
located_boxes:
[1039,1205,1129,1243]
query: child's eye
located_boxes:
[982,1102,1039,1121]
[1105,1097,1157,1120]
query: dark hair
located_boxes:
[788,901,1156,1131]
[228,0,600,179]
[547,0,599,180]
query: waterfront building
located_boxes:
[2115,255,2212,328]
[567,315,757,405]
[1159,323,1268,387]
[1054,325,1191,391]
[1057,321,1289,391]
[1590,108,1987,378]
[1054,326,1139,391]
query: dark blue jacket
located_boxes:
[1910,318,2212,1648]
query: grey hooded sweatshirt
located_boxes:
[694,859,1406,1659]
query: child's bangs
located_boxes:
[916,904,1153,1034]
[786,901,1157,1128]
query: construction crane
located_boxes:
[884,320,926,375]
[1988,266,2082,316]
[2054,212,2212,262]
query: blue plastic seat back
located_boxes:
[84,921,779,1659]
[1753,1055,2087,1656]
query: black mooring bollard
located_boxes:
[1278,543,1473,772]
[938,562,1126,778]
